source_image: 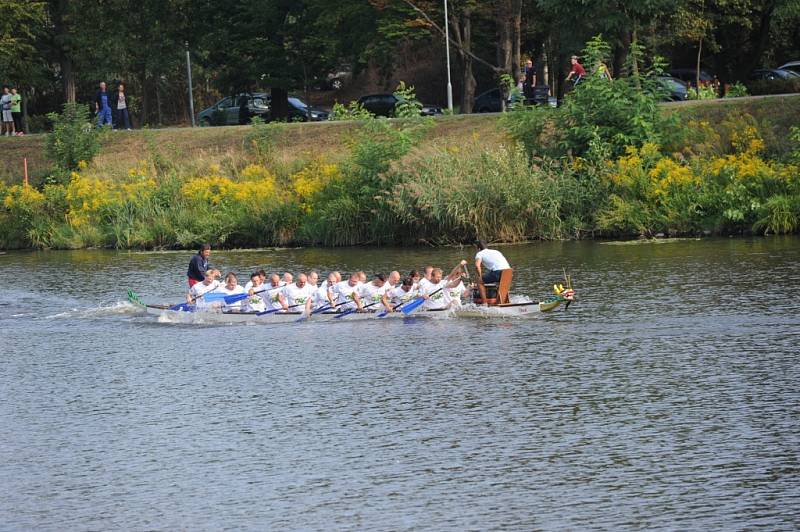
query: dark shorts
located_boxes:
[482,270,502,284]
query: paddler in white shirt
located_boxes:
[315,272,338,310]
[186,269,221,308]
[381,276,417,312]
[283,272,294,286]
[215,272,246,310]
[419,261,468,310]
[242,272,266,312]
[333,273,363,311]
[264,273,284,310]
[386,271,401,290]
[279,273,316,313]
[358,273,388,312]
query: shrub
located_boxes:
[393,81,423,118]
[329,101,374,121]
[725,82,749,98]
[45,103,106,180]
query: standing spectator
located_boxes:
[113,83,131,130]
[0,86,15,136]
[523,58,537,100]
[95,81,112,128]
[10,87,23,135]
[565,55,586,86]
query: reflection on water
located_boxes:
[1,237,799,530]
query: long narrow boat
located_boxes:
[126,284,576,325]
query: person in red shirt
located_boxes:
[566,55,586,85]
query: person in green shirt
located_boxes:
[10,87,22,136]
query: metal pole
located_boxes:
[443,0,453,113]
[186,42,196,127]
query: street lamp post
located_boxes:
[186,41,196,127]
[443,0,453,113]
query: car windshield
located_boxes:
[779,69,800,78]
[288,97,307,109]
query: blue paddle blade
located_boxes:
[256,307,282,316]
[334,308,357,319]
[223,293,250,304]
[401,297,426,315]
[168,303,194,312]
[376,311,388,318]
[201,292,228,302]
[311,305,331,315]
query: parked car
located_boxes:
[472,88,532,113]
[198,93,270,126]
[669,68,715,87]
[197,93,327,126]
[656,75,689,101]
[778,61,800,76]
[356,94,443,117]
[749,68,800,81]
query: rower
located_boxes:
[359,273,388,312]
[474,240,513,304]
[443,268,469,309]
[381,276,417,312]
[279,273,316,313]
[418,262,467,310]
[242,272,266,313]
[308,271,319,288]
[186,244,211,288]
[387,271,401,289]
[333,273,363,312]
[283,272,294,286]
[315,272,338,310]
[264,274,284,310]
[423,265,434,282]
[186,268,220,307]
[216,272,246,310]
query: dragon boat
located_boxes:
[126,271,576,324]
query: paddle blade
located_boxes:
[334,308,356,319]
[223,293,250,305]
[168,303,193,312]
[256,307,282,316]
[401,297,426,315]
[311,305,331,315]
[201,292,228,302]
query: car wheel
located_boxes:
[200,118,212,127]
[331,79,343,90]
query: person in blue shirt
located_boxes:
[187,244,211,288]
[95,81,112,128]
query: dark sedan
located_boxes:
[749,68,800,81]
[656,75,689,101]
[356,94,443,117]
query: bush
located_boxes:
[725,82,749,98]
[329,101,374,121]
[45,103,105,179]
[393,81,423,118]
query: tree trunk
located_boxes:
[511,0,522,81]
[141,71,150,126]
[450,8,476,114]
[495,0,513,74]
[271,87,289,121]
[696,37,703,92]
[53,0,76,103]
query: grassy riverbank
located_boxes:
[1,93,799,250]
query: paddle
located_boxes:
[334,301,381,319]
[402,287,444,315]
[376,298,413,318]
[171,283,285,311]
[256,303,303,316]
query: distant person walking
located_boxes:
[113,83,131,130]
[95,81,112,128]
[10,87,22,135]
[566,55,586,86]
[1,86,15,136]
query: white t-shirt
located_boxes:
[241,293,266,313]
[443,281,466,308]
[420,280,448,310]
[358,282,387,309]
[261,284,284,310]
[315,284,334,309]
[389,285,417,306]
[215,284,246,309]
[190,280,221,308]
[282,283,316,308]
[475,248,510,271]
[333,280,361,310]
[244,280,255,292]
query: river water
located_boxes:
[1,238,799,530]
